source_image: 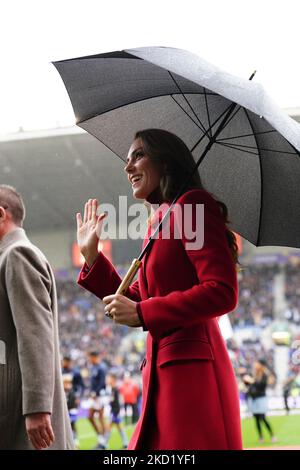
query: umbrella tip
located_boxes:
[249,70,257,81]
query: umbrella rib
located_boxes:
[170,95,208,134]
[218,141,297,155]
[217,142,259,156]
[204,87,213,139]
[190,102,235,153]
[78,91,214,126]
[205,72,256,140]
[290,144,300,159]
[168,71,212,142]
[243,108,264,246]
[216,105,242,135]
[217,130,277,141]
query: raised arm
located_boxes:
[76,198,141,301]
[78,251,141,302]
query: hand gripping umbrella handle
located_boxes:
[115,258,142,296]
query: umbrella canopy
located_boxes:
[53,47,300,248]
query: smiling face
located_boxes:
[124,138,164,201]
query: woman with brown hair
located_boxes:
[76,128,242,449]
[243,359,277,444]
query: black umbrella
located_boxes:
[53,47,300,293]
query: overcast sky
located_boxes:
[1,0,299,135]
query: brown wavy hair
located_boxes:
[134,128,240,266]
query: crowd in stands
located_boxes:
[57,270,144,426]
[284,263,300,325]
[57,276,138,371]
[231,263,279,328]
[227,338,275,375]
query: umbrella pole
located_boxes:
[115,258,142,295]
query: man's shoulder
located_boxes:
[6,239,46,262]
[4,239,53,277]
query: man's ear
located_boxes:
[0,207,7,221]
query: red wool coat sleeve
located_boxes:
[137,189,238,340]
[78,251,141,302]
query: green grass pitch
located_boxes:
[76,414,300,450]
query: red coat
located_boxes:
[78,189,243,450]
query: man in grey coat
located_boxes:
[0,185,73,450]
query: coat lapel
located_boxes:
[140,202,171,297]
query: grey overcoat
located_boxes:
[0,228,73,449]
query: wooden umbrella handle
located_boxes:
[115,258,142,296]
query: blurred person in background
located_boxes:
[76,129,242,450]
[282,365,299,414]
[242,358,277,444]
[87,351,107,449]
[62,356,85,398]
[63,374,80,448]
[62,356,85,448]
[104,371,128,449]
[0,185,73,450]
[119,371,140,425]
